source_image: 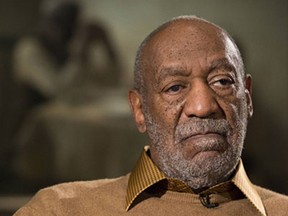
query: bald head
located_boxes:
[133,16,244,96]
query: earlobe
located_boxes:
[128,90,147,133]
[245,74,253,118]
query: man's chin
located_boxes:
[192,150,221,161]
[176,152,230,177]
[182,148,223,162]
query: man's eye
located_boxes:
[213,78,234,87]
[218,78,233,85]
[166,85,183,93]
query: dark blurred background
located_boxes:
[0,0,287,215]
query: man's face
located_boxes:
[130,20,253,189]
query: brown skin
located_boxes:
[129,18,253,190]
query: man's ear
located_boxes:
[245,74,253,118]
[128,90,146,133]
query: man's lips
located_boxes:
[174,118,231,145]
[179,132,228,154]
[180,131,226,143]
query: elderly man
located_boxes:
[14,16,288,216]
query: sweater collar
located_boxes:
[126,146,266,216]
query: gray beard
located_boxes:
[145,113,246,190]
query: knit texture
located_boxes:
[14,147,288,216]
[13,175,288,216]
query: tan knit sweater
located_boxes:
[13,174,288,216]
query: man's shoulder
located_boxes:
[255,185,288,201]
[14,175,129,215]
[255,185,288,214]
[38,174,129,199]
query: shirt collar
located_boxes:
[126,146,266,216]
[232,159,266,216]
[126,146,166,210]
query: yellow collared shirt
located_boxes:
[126,146,267,216]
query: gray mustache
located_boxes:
[174,119,231,142]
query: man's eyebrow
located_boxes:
[209,58,236,72]
[157,67,190,82]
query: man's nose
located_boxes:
[182,81,222,119]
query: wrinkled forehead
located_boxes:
[141,19,241,79]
